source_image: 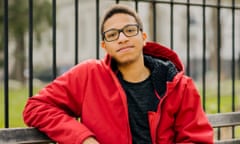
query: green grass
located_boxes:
[197,79,240,114]
[2,88,29,127]
[0,80,46,128]
[203,93,240,113]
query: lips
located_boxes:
[117,45,134,52]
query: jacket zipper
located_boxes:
[152,90,167,144]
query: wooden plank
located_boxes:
[214,138,240,144]
[207,112,240,128]
[0,127,53,143]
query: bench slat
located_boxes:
[214,138,240,144]
[0,127,53,143]
[207,111,240,128]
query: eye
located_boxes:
[106,31,118,38]
[124,26,138,35]
[126,28,136,32]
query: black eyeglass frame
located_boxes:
[102,24,142,42]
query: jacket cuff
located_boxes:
[77,130,96,144]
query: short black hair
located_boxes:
[100,4,143,40]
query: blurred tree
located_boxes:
[0,0,52,82]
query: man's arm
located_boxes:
[174,78,214,143]
[23,64,95,143]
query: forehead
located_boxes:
[103,13,137,31]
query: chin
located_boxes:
[114,53,141,65]
[117,58,136,65]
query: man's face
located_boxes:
[101,13,147,65]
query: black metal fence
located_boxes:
[1,0,240,141]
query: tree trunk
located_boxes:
[10,33,26,83]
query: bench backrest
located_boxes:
[207,112,240,128]
[0,112,240,143]
[207,111,240,144]
[0,127,53,143]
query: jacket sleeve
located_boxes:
[23,62,95,144]
[174,77,214,143]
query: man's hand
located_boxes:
[82,137,100,144]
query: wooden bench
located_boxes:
[0,112,240,144]
[207,111,240,144]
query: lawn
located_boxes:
[0,80,46,128]
[197,79,240,113]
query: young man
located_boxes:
[23,4,213,144]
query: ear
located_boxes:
[142,32,147,46]
[101,41,106,50]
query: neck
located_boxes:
[117,56,150,83]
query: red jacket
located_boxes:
[23,42,213,144]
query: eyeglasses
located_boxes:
[103,24,142,42]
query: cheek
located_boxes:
[134,37,145,48]
[104,45,115,54]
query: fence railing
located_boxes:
[1,0,240,141]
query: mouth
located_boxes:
[116,45,134,52]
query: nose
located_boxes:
[118,32,128,43]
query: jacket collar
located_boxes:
[143,41,184,72]
[144,55,178,97]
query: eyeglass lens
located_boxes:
[104,24,139,42]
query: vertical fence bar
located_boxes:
[96,0,100,59]
[217,0,222,140]
[170,0,174,49]
[3,0,9,128]
[135,0,138,12]
[202,0,206,110]
[217,0,221,114]
[231,0,236,138]
[186,0,190,76]
[52,0,57,79]
[152,1,157,41]
[28,0,33,97]
[75,0,79,64]
[231,0,236,113]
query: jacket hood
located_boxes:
[143,41,184,72]
[104,41,184,72]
